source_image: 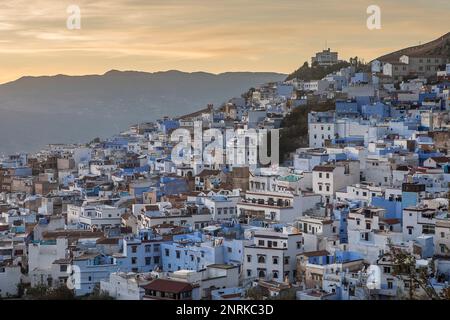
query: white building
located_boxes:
[237,190,321,223]
[402,206,438,242]
[28,238,69,288]
[243,227,302,283]
[100,272,152,300]
[0,263,22,298]
[312,161,360,203]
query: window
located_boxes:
[319,173,323,178]
[227,247,232,253]
[258,240,264,246]
[153,256,160,264]
[145,245,151,253]
[422,225,435,235]
[131,246,137,253]
[247,255,252,263]
[272,256,279,265]
[284,257,289,265]
[272,271,279,279]
[145,257,151,265]
[258,270,266,278]
[258,255,266,264]
[60,265,67,272]
[154,244,160,252]
[165,249,170,256]
[131,257,137,264]
[387,281,393,289]
[176,251,181,259]
[408,228,412,235]
[319,185,322,191]
[441,232,445,238]
[326,173,329,179]
[247,269,252,277]
[383,266,391,273]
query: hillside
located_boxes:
[285,61,351,81]
[0,70,286,154]
[375,32,450,62]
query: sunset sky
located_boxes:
[0,0,449,83]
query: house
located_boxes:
[312,161,360,203]
[296,250,364,290]
[402,206,438,242]
[0,262,22,298]
[423,156,450,169]
[237,190,321,223]
[28,237,69,288]
[435,217,450,257]
[166,264,240,299]
[311,48,339,66]
[100,272,153,300]
[243,227,302,283]
[71,252,121,296]
[195,170,225,191]
[142,278,198,300]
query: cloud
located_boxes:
[0,0,448,83]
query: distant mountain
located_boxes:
[375,32,450,62]
[0,70,286,154]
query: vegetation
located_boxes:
[25,284,76,300]
[23,283,114,300]
[387,243,450,300]
[279,102,335,163]
[285,56,370,82]
[80,283,115,300]
[246,286,266,300]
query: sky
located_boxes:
[0,0,449,83]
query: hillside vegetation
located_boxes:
[279,103,335,163]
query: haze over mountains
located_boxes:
[0,70,286,155]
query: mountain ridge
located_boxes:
[0,70,286,154]
[375,32,450,62]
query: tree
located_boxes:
[246,285,266,300]
[278,102,335,163]
[25,284,75,300]
[82,283,115,300]
[386,243,449,300]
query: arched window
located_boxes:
[258,255,266,264]
[258,270,266,278]
[273,271,279,279]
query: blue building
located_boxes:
[361,102,390,120]
[335,100,360,117]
